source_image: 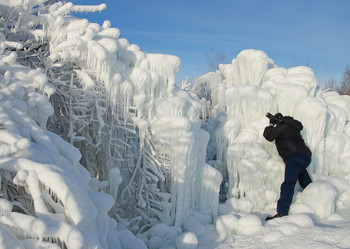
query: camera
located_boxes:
[266,112,274,121]
[266,112,284,125]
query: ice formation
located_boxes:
[194,49,350,221]
[1,1,350,249]
[32,0,220,232]
[0,25,137,249]
[0,1,221,248]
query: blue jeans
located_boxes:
[277,154,312,215]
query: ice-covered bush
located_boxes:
[1,1,222,244]
[0,27,148,248]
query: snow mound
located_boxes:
[146,223,180,249]
[263,214,314,243]
[215,214,262,237]
[296,181,338,219]
[219,197,254,214]
[266,214,314,228]
[175,232,198,249]
[215,214,239,237]
[236,214,262,235]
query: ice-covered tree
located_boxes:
[1,2,222,243]
[0,27,151,249]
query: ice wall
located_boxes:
[195,49,350,212]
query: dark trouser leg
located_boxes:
[277,154,312,215]
[298,154,312,189]
[298,168,312,189]
[277,158,299,215]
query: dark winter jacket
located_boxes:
[263,116,312,161]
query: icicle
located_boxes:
[75,70,96,90]
[144,53,181,96]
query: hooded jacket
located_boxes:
[263,116,311,161]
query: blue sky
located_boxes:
[71,0,350,85]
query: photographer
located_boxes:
[263,113,312,221]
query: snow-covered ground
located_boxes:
[157,180,350,249]
[1,1,350,249]
[200,212,350,249]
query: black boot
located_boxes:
[265,213,284,221]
